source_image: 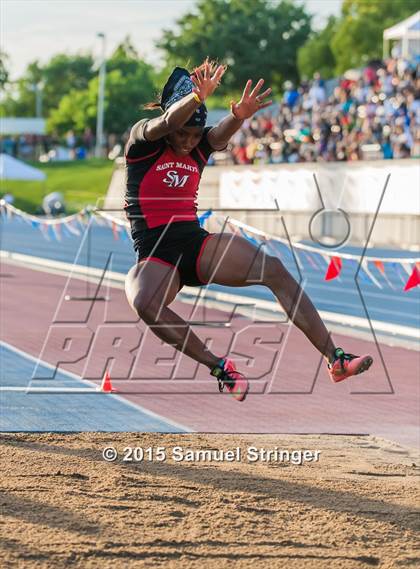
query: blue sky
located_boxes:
[2,0,342,79]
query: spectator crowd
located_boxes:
[1,57,419,165]
[0,128,98,162]
[226,56,419,164]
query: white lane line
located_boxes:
[0,340,193,433]
[189,289,420,340]
[1,251,418,341]
[1,387,96,393]
[2,249,418,305]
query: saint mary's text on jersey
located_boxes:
[156,162,199,173]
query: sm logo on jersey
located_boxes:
[162,170,190,189]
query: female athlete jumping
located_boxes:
[124,59,373,402]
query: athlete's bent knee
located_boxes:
[133,294,162,322]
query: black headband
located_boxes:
[160,67,207,127]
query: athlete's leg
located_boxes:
[125,260,220,369]
[198,233,336,362]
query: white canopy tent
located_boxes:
[383,11,420,59]
[1,118,46,135]
[0,153,46,181]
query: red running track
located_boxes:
[1,262,419,448]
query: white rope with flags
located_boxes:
[1,201,419,291]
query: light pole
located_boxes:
[35,81,44,117]
[29,81,44,117]
[95,32,106,158]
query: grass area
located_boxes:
[0,159,115,214]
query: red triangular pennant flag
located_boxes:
[403,266,420,291]
[325,256,342,281]
[112,221,120,241]
[374,260,385,274]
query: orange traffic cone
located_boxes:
[98,370,117,393]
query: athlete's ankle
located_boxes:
[206,356,224,371]
[325,347,337,365]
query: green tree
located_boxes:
[48,42,156,136]
[297,16,337,79]
[41,53,95,111]
[107,36,141,76]
[331,0,419,73]
[0,54,95,117]
[0,50,10,90]
[47,89,93,134]
[1,61,43,117]
[157,0,311,97]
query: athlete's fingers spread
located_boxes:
[250,78,264,97]
[259,87,272,99]
[209,62,216,77]
[243,79,252,98]
[195,66,204,82]
[214,62,224,76]
[211,65,225,85]
[219,64,226,77]
[215,64,225,76]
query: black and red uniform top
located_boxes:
[124,119,215,252]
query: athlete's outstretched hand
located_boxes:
[191,58,226,102]
[230,79,272,120]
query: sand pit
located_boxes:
[1,433,419,568]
